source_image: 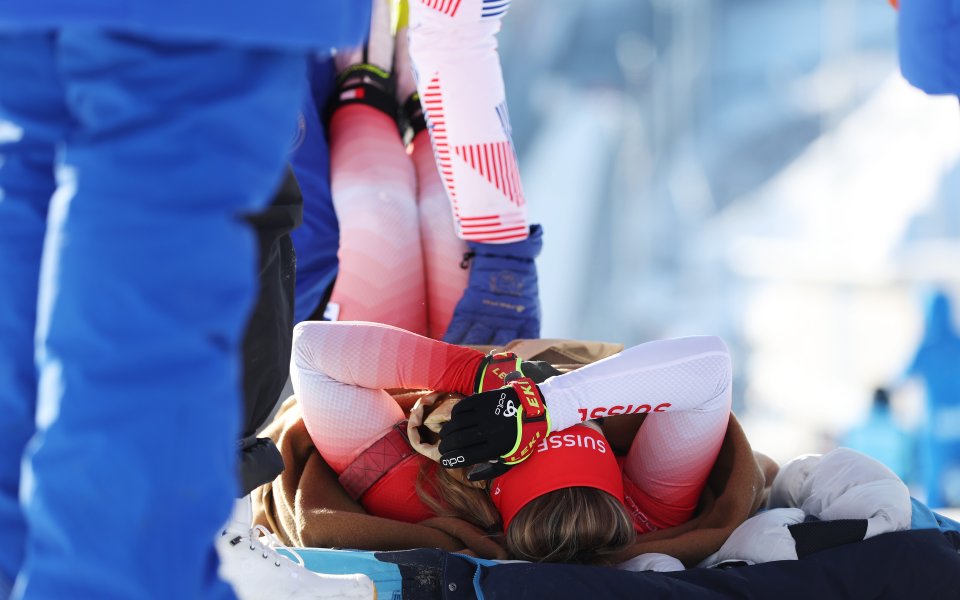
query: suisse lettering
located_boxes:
[577,402,673,420]
[541,433,607,453]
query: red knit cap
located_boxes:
[490,425,625,530]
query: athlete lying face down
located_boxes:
[291,320,732,564]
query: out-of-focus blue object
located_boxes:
[0,0,367,50]
[0,31,312,599]
[0,1,369,596]
[443,224,542,346]
[905,290,960,507]
[841,388,915,483]
[291,58,341,324]
[897,0,960,95]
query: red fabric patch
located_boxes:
[361,454,436,523]
[339,425,414,500]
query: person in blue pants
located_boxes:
[0,3,367,598]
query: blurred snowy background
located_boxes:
[495,0,960,499]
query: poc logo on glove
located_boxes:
[442,456,466,467]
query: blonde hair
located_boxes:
[416,463,502,532]
[417,466,635,564]
[505,487,635,564]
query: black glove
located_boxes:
[466,461,513,482]
[439,377,551,474]
[474,352,561,393]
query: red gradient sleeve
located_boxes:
[291,321,484,471]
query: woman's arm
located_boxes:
[436,336,733,472]
[600,337,733,531]
[291,320,485,471]
[605,415,766,567]
[406,0,530,244]
[539,335,732,432]
[291,320,484,394]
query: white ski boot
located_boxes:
[216,496,376,600]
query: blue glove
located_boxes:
[443,224,543,345]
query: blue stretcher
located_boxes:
[289,504,960,600]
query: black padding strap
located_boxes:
[324,64,399,127]
[788,517,868,558]
[402,92,427,137]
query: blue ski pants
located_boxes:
[0,31,305,599]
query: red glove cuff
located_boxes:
[474,352,522,393]
[501,378,551,465]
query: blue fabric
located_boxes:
[0,33,62,590]
[0,0,369,50]
[898,0,960,95]
[913,496,943,530]
[443,225,543,345]
[911,497,960,533]
[290,59,341,324]
[905,290,960,507]
[283,548,404,600]
[0,31,306,599]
